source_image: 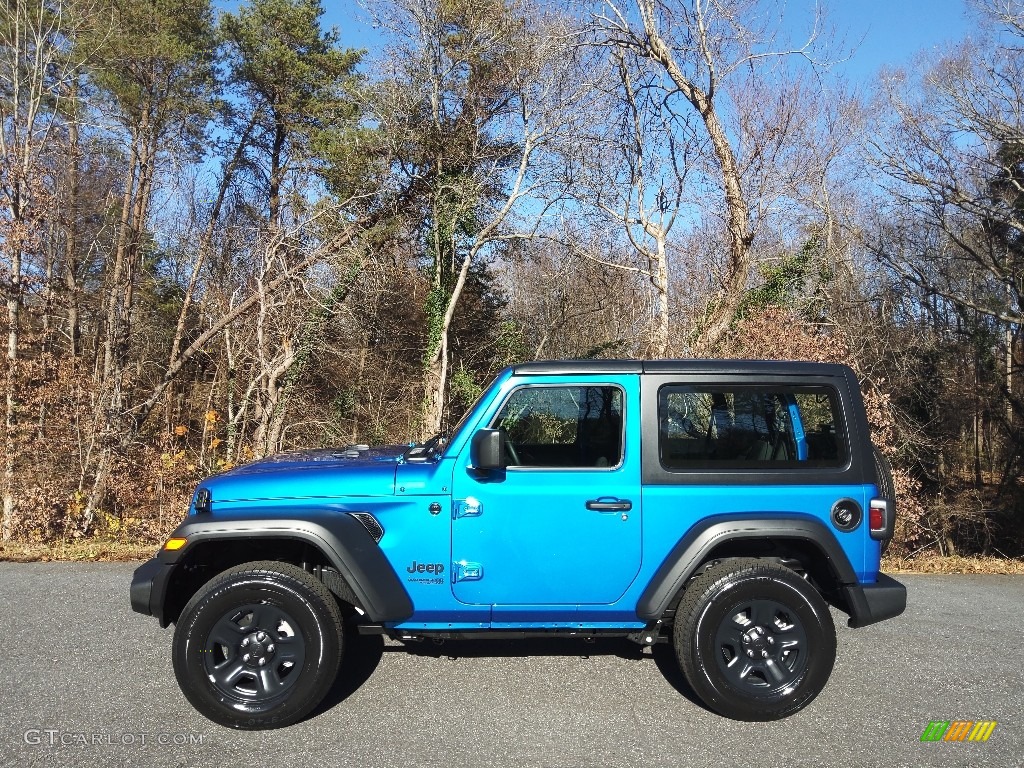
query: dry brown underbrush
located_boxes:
[0,538,156,563]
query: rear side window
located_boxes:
[658,385,845,470]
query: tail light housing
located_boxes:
[869,498,891,541]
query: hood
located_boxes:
[227,445,408,473]
[198,445,407,506]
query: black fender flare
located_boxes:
[155,511,413,624]
[636,514,859,622]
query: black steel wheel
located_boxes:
[673,558,835,721]
[172,561,343,729]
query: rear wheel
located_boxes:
[172,561,344,729]
[673,558,836,721]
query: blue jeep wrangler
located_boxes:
[131,360,906,729]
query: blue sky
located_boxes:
[825,0,970,80]
[326,0,973,84]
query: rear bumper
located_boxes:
[130,557,175,627]
[843,573,907,628]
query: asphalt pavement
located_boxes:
[0,563,1021,768]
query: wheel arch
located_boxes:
[636,514,859,623]
[155,513,413,627]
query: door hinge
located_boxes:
[453,560,484,582]
[453,497,482,519]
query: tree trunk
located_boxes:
[422,249,474,439]
[649,232,670,357]
[2,243,20,541]
[2,182,26,542]
[99,125,141,403]
[269,119,286,233]
[168,112,257,369]
[253,343,296,456]
[639,8,753,352]
[86,102,156,530]
[693,97,753,350]
[422,335,448,441]
[64,87,82,357]
[122,127,157,342]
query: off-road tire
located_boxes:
[172,560,344,730]
[673,557,836,721]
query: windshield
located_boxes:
[443,371,504,452]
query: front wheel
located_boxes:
[172,561,344,729]
[673,558,836,721]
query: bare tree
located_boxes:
[77,0,216,528]
[0,0,98,540]
[563,46,697,357]
[371,0,578,437]
[868,11,1024,327]
[864,2,1024,504]
[597,0,831,351]
[501,236,649,359]
[974,0,1024,36]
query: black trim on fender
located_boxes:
[636,514,859,622]
[139,511,413,624]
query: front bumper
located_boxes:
[844,573,907,628]
[130,557,175,627]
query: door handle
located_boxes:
[586,497,632,512]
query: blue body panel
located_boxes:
[200,446,402,506]
[386,459,489,627]
[640,484,877,583]
[450,374,643,617]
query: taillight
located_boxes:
[869,499,888,540]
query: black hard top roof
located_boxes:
[511,359,853,377]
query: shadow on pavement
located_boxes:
[649,642,709,711]
[314,633,710,715]
[313,631,386,715]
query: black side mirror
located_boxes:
[471,428,506,470]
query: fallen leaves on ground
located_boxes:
[0,539,157,563]
[883,554,1024,575]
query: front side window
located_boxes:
[492,385,623,468]
[658,385,845,470]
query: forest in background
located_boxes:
[0,0,1022,557]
